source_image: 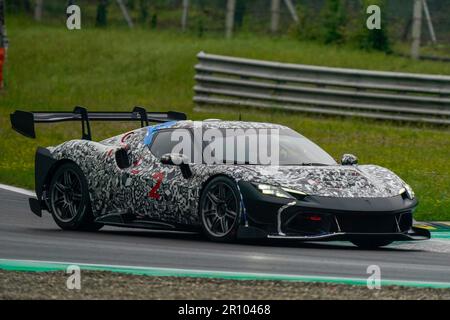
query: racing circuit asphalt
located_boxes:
[0,188,450,284]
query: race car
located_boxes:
[10,106,430,248]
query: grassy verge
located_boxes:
[0,16,449,220]
[1,270,449,300]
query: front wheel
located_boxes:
[351,240,392,249]
[49,162,103,231]
[199,176,241,242]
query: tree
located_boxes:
[321,0,347,44]
[235,0,246,29]
[96,0,109,27]
[5,0,31,13]
[139,0,149,24]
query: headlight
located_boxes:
[255,184,305,199]
[403,184,415,200]
[399,185,415,200]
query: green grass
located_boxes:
[0,16,449,220]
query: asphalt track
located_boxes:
[1,188,449,285]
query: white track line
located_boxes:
[0,184,35,197]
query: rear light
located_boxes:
[307,215,322,221]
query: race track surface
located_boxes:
[1,189,449,283]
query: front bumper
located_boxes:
[237,181,430,242]
[265,227,430,241]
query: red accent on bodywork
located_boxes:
[130,158,143,174]
[121,131,134,143]
[148,172,165,199]
[133,158,143,167]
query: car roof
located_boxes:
[166,120,289,130]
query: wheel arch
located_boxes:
[199,173,236,200]
[198,173,246,225]
[42,159,79,188]
[39,157,80,210]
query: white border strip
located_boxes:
[2,258,450,288]
[0,184,36,197]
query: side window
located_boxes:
[150,130,193,160]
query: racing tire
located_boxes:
[351,240,392,249]
[48,162,103,232]
[199,176,241,242]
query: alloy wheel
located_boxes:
[50,169,83,222]
[201,181,239,237]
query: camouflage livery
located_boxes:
[49,120,414,226]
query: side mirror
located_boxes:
[160,153,192,179]
[160,153,189,165]
[341,154,358,166]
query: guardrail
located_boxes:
[193,52,450,125]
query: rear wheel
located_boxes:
[200,176,241,242]
[49,162,103,231]
[351,240,392,249]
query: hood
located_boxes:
[236,164,409,198]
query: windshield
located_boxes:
[201,128,337,166]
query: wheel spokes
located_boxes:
[203,209,217,217]
[52,169,82,222]
[220,217,226,233]
[53,197,65,208]
[217,185,226,201]
[63,171,72,187]
[72,192,82,202]
[225,192,235,207]
[207,192,220,205]
[60,202,70,219]
[71,176,80,190]
[210,216,220,231]
[67,202,77,218]
[225,209,236,219]
[54,182,66,193]
[203,182,239,237]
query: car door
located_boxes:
[140,128,196,226]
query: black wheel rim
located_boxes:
[50,169,83,222]
[202,182,239,237]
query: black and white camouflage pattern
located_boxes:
[48,120,414,226]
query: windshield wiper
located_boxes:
[220,161,330,166]
[299,162,329,166]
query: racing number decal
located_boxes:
[148,172,165,200]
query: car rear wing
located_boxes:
[10,106,187,140]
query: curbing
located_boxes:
[1,258,450,289]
